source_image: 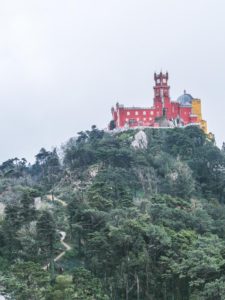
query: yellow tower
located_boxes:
[192,99,207,133]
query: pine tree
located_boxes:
[36,211,57,281]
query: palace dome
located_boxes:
[177,91,193,106]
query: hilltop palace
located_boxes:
[110,72,207,133]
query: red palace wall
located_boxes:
[115,105,156,128]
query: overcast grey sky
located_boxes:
[0,0,224,162]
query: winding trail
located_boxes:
[46,194,67,207]
[43,195,71,271]
[43,231,71,270]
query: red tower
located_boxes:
[153,72,171,118]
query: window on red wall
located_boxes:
[129,119,136,125]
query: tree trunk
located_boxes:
[136,273,140,300]
[126,277,129,300]
[145,264,149,297]
[50,244,55,283]
[50,256,55,282]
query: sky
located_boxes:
[0,0,224,162]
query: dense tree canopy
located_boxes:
[0,126,225,299]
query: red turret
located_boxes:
[153,72,171,118]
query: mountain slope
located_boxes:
[0,126,225,299]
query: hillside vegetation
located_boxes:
[0,126,225,299]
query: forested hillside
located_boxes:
[1,126,225,300]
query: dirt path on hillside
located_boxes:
[46,194,67,207]
[43,195,70,271]
[43,231,71,271]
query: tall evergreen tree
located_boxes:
[36,211,57,281]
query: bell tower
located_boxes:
[153,72,171,118]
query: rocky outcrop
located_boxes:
[131,130,148,149]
